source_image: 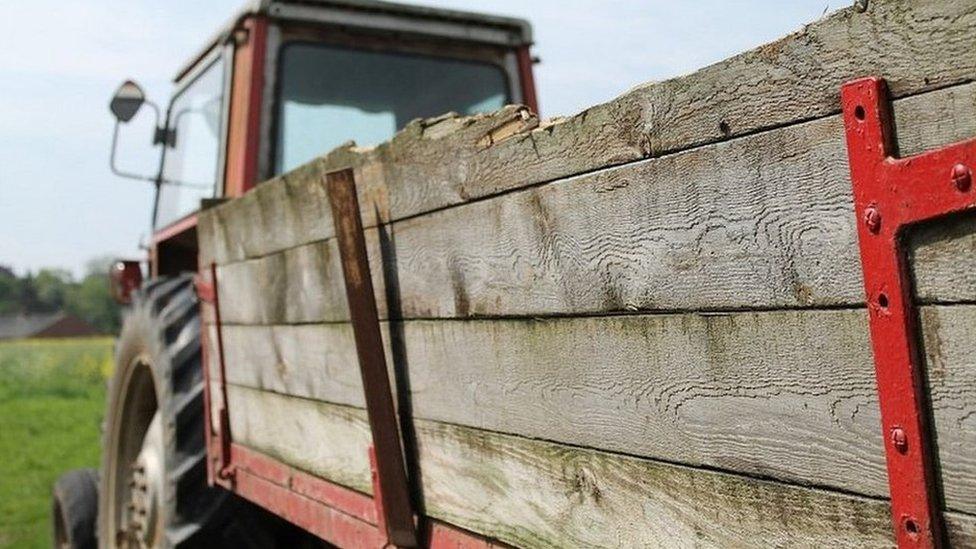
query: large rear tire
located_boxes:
[98,275,303,548]
[99,274,326,548]
[98,275,234,548]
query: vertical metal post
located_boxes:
[195,264,234,483]
[326,168,418,548]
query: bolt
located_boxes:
[952,163,972,192]
[863,206,882,233]
[891,427,908,453]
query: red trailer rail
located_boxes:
[843,76,976,548]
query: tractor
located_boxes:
[51,1,537,547]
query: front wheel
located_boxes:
[52,468,98,549]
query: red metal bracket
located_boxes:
[195,263,234,485]
[226,443,504,548]
[843,76,976,548]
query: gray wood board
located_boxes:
[199,0,976,267]
[210,81,976,325]
[208,303,976,515]
[918,306,976,517]
[227,385,899,548]
[911,211,976,304]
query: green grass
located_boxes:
[0,337,113,548]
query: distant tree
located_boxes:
[33,269,72,312]
[65,275,119,334]
[18,273,42,313]
[65,257,120,334]
[0,269,19,315]
[0,258,120,334]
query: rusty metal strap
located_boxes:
[326,168,418,548]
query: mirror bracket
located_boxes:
[153,126,176,148]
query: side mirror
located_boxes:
[108,80,162,183]
[109,80,146,123]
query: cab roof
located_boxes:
[174,0,533,82]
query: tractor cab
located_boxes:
[109,0,536,281]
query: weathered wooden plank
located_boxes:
[199,0,976,267]
[212,304,976,515]
[216,309,883,498]
[212,81,976,325]
[947,512,976,548]
[227,385,898,548]
[227,386,374,494]
[216,239,353,325]
[918,306,976,518]
[911,211,976,305]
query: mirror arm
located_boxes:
[109,120,158,183]
[108,99,165,184]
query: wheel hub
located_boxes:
[120,412,164,547]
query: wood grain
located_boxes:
[227,386,900,548]
[199,0,976,267]
[209,303,976,515]
[208,80,976,325]
[911,211,976,305]
[918,306,976,517]
[227,386,374,494]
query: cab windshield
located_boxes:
[274,43,509,174]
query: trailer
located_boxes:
[52,0,976,547]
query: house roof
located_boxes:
[0,312,64,339]
[0,312,98,340]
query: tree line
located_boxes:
[0,258,120,334]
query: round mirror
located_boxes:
[110,80,146,123]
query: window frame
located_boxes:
[153,44,234,231]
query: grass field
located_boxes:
[0,337,113,548]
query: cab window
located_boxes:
[274,43,508,174]
[157,57,225,228]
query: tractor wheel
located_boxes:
[98,274,234,548]
[99,275,300,548]
[52,468,98,549]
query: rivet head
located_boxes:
[951,163,972,192]
[890,427,908,453]
[863,206,882,233]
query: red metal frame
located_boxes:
[843,76,976,548]
[150,212,199,277]
[151,212,198,247]
[225,443,505,548]
[109,260,143,304]
[195,264,233,485]
[224,15,267,198]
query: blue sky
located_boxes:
[0,0,832,277]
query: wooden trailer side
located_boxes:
[197,0,976,546]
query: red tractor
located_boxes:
[52,1,536,547]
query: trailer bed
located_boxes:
[197,0,976,546]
